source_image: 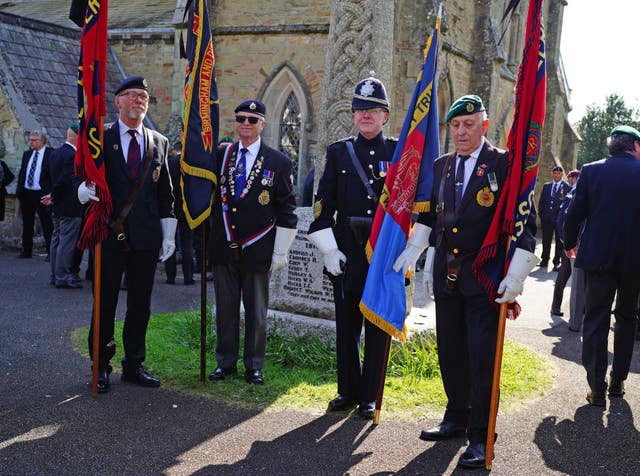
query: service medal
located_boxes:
[263,169,275,187]
[379,161,389,177]
[258,190,270,205]
[313,199,322,218]
[261,179,268,186]
[487,172,498,192]
[476,187,495,207]
[152,166,160,183]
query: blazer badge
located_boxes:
[152,166,161,183]
[476,187,495,207]
[258,190,270,205]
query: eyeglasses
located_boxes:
[235,115,260,125]
[118,91,150,102]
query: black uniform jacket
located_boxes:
[101,121,174,251]
[210,140,298,273]
[538,180,570,223]
[49,143,84,218]
[419,140,536,297]
[16,147,53,198]
[308,133,398,293]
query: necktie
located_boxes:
[127,129,141,178]
[26,150,39,187]
[235,148,248,198]
[454,155,469,207]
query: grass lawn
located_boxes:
[72,307,555,420]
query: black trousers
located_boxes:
[164,215,194,283]
[582,270,640,393]
[551,253,572,312]
[88,246,158,370]
[435,290,498,445]
[19,189,53,252]
[330,276,388,404]
[540,219,561,266]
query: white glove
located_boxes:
[159,217,178,262]
[423,247,435,300]
[495,248,540,304]
[392,223,432,275]
[77,181,99,204]
[306,228,346,276]
[270,226,297,271]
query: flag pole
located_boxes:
[485,301,507,469]
[200,222,207,381]
[372,335,392,425]
[91,242,102,396]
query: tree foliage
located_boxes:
[576,94,640,168]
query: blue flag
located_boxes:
[359,11,441,341]
[181,0,219,229]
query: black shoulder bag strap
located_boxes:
[345,140,378,203]
[110,130,155,249]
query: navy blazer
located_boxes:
[419,140,536,297]
[101,122,174,251]
[538,180,570,223]
[49,142,84,217]
[16,146,53,198]
[564,152,640,272]
[211,140,298,272]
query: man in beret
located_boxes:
[564,125,640,407]
[538,165,570,271]
[208,100,298,385]
[76,76,177,392]
[41,123,83,288]
[306,76,398,419]
[400,94,538,468]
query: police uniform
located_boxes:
[417,95,537,464]
[209,100,298,383]
[308,77,397,416]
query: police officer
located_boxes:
[307,76,397,419]
[397,95,538,468]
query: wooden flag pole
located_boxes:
[91,242,102,396]
[485,302,507,470]
[199,223,207,381]
[373,334,392,425]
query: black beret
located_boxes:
[234,100,266,118]
[552,165,563,173]
[352,76,390,111]
[446,94,485,122]
[115,76,148,96]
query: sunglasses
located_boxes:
[235,115,260,125]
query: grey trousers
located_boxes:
[50,214,82,285]
[569,258,585,331]
[212,264,269,371]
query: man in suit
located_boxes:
[164,141,195,285]
[564,125,640,407]
[15,130,54,259]
[76,76,176,393]
[209,100,297,386]
[538,165,570,271]
[307,76,398,420]
[400,95,538,468]
[41,123,84,288]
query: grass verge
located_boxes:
[71,308,555,420]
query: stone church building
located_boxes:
[0,0,578,245]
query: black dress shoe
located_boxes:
[209,367,237,381]
[419,421,467,441]
[550,309,564,316]
[184,279,195,285]
[538,261,548,267]
[458,442,490,469]
[608,379,625,397]
[97,367,111,393]
[245,369,264,385]
[166,278,175,285]
[586,390,606,406]
[552,265,560,272]
[327,395,357,412]
[121,366,161,387]
[358,401,375,419]
[17,251,32,259]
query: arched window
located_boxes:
[278,92,302,187]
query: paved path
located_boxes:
[1,246,639,475]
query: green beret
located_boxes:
[69,123,79,134]
[446,94,485,123]
[610,125,640,141]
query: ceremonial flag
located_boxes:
[472,0,546,317]
[359,10,442,341]
[72,0,111,249]
[181,0,219,229]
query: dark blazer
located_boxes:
[564,152,640,272]
[0,159,15,221]
[211,140,298,273]
[15,146,53,198]
[538,180,570,223]
[101,121,174,251]
[49,142,84,218]
[419,140,536,297]
[308,133,398,292]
